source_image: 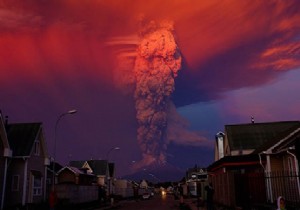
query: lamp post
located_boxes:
[106,147,120,199]
[106,147,120,159]
[52,109,77,191]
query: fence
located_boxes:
[55,184,98,204]
[211,171,300,209]
[267,171,300,207]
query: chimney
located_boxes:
[215,132,225,160]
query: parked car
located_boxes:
[142,192,151,199]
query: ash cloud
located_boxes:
[133,20,181,167]
[108,18,211,169]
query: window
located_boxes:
[33,176,42,196]
[12,175,19,191]
[34,141,40,156]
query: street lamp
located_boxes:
[106,147,120,199]
[106,147,120,159]
[52,109,77,190]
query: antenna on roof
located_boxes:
[251,116,255,124]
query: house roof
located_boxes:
[57,166,94,176]
[48,162,63,173]
[69,159,109,176]
[69,160,86,168]
[88,160,109,176]
[0,113,10,150]
[225,121,300,153]
[6,123,42,157]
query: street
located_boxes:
[96,194,193,210]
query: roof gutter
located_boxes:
[287,150,300,199]
[266,127,300,153]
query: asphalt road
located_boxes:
[108,194,188,210]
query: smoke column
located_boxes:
[133,20,182,168]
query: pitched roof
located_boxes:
[69,160,86,168]
[69,159,109,176]
[225,121,300,153]
[57,166,94,176]
[6,123,42,157]
[48,162,63,173]
[87,160,109,176]
[0,113,10,150]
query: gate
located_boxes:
[234,172,266,207]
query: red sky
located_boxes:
[1,0,300,178]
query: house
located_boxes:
[0,113,12,210]
[55,166,98,204]
[56,166,96,185]
[185,166,208,197]
[5,121,50,208]
[70,160,114,187]
[208,121,300,208]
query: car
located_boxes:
[142,192,151,199]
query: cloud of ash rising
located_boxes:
[109,19,211,169]
[134,20,181,167]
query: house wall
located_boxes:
[0,143,4,208]
[210,172,236,207]
[0,158,4,209]
[97,176,105,186]
[230,149,254,156]
[5,139,46,207]
[270,155,284,171]
[57,170,77,184]
[27,152,46,204]
[6,159,26,207]
[224,135,231,158]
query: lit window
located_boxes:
[12,175,19,191]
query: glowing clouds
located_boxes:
[133,20,181,167]
[257,41,300,71]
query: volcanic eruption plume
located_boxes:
[133,20,182,168]
[107,18,210,171]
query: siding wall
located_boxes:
[6,159,25,207]
[270,156,283,171]
[27,153,46,204]
[5,141,46,207]
[58,170,77,184]
[0,157,4,209]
